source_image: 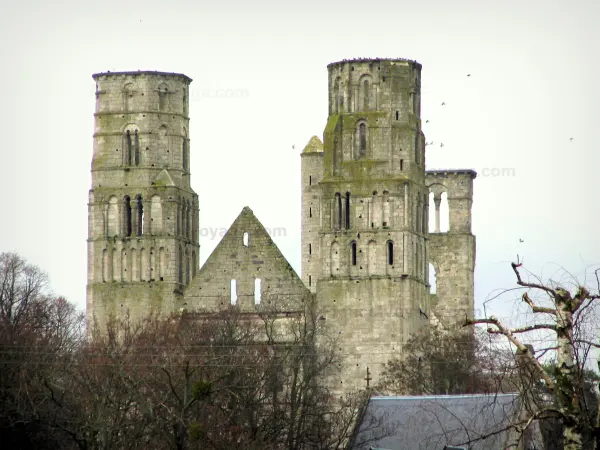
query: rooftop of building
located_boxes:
[327,57,421,68]
[92,70,192,83]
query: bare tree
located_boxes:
[465,261,600,450]
[376,324,512,396]
[0,252,85,448]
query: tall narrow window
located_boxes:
[351,241,357,266]
[254,278,262,304]
[335,193,342,229]
[185,200,191,239]
[107,196,119,236]
[158,83,168,111]
[133,129,140,165]
[182,138,188,171]
[309,207,312,218]
[363,80,370,110]
[309,243,312,255]
[345,192,351,229]
[387,241,394,265]
[309,175,312,185]
[178,245,183,284]
[308,275,311,286]
[359,123,367,157]
[124,196,132,236]
[230,279,238,305]
[414,134,419,165]
[125,130,132,165]
[243,232,249,247]
[136,195,144,236]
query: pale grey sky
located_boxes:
[1,0,598,332]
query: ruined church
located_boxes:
[87,58,476,390]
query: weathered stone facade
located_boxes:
[87,59,476,395]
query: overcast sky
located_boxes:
[1,0,598,335]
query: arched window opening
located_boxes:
[136,195,144,236]
[150,248,156,281]
[141,248,147,281]
[112,248,119,282]
[230,279,238,305]
[192,251,197,278]
[123,83,134,111]
[185,250,192,285]
[440,192,449,232]
[125,130,132,166]
[387,241,394,265]
[151,195,162,234]
[351,241,357,266]
[102,249,108,282]
[107,196,119,237]
[254,278,262,305]
[428,192,436,233]
[178,246,183,284]
[429,263,437,294]
[363,79,370,110]
[345,192,351,229]
[133,129,140,165]
[414,134,419,165]
[359,123,367,157]
[383,191,390,227]
[158,83,168,111]
[182,88,188,116]
[243,232,249,247]
[121,249,128,281]
[124,196,132,236]
[182,138,188,172]
[185,200,191,239]
[335,193,342,229]
[131,249,138,281]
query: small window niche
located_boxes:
[243,232,249,247]
[254,278,262,304]
[230,279,238,305]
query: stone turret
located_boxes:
[87,71,199,331]
[306,58,432,392]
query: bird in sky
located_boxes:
[467,74,471,77]
[441,102,446,105]
[425,120,430,123]
[292,144,295,149]
[519,239,524,243]
[440,143,444,148]
[570,137,574,141]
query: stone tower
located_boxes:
[302,58,435,390]
[87,71,199,331]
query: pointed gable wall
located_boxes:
[184,207,311,313]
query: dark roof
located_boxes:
[350,393,520,450]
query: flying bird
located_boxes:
[292,144,295,149]
[440,143,444,148]
[467,74,471,77]
[519,239,524,243]
[570,137,574,141]
[441,102,446,106]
